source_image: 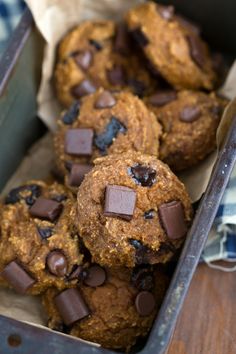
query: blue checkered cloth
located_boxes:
[0,0,236,268]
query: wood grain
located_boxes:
[166,263,236,354]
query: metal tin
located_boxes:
[0,3,236,354]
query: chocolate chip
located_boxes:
[62,101,80,125]
[144,209,155,220]
[37,227,54,240]
[180,106,201,123]
[127,79,146,98]
[158,201,187,239]
[29,197,63,221]
[46,251,68,277]
[94,91,116,109]
[129,165,156,187]
[131,28,149,47]
[135,291,156,316]
[71,80,96,99]
[94,116,127,154]
[187,34,205,68]
[129,239,161,264]
[131,266,154,291]
[73,51,92,70]
[89,39,103,51]
[67,265,84,281]
[65,129,94,156]
[114,23,130,55]
[104,185,136,220]
[149,90,177,107]
[55,288,90,326]
[5,184,41,205]
[1,261,35,294]
[107,65,126,86]
[158,5,174,20]
[68,163,93,187]
[84,265,106,287]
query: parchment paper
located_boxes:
[0,0,235,336]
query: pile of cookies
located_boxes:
[0,2,227,351]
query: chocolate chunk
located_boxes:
[55,288,90,326]
[104,185,136,220]
[94,116,127,154]
[84,265,106,287]
[73,51,92,70]
[129,165,156,187]
[37,227,53,240]
[29,197,63,221]
[187,34,205,68]
[131,28,149,47]
[149,90,177,107]
[1,261,35,294]
[114,23,130,55]
[68,163,93,187]
[158,5,174,20]
[128,79,146,98]
[94,91,116,109]
[67,265,84,281]
[107,65,126,86]
[46,251,67,277]
[131,266,154,291]
[135,291,156,316]
[65,129,94,156]
[71,80,96,99]
[62,101,80,125]
[89,39,103,51]
[5,184,41,205]
[180,106,201,123]
[144,209,155,220]
[158,201,187,239]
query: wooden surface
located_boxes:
[166,263,236,354]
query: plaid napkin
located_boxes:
[0,0,236,268]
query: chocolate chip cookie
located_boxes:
[42,266,169,350]
[77,151,192,268]
[126,2,216,90]
[54,89,162,188]
[55,20,156,107]
[0,181,83,295]
[146,90,227,171]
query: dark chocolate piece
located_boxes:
[114,23,130,55]
[62,101,80,125]
[158,5,174,20]
[67,265,84,281]
[180,106,201,123]
[55,288,90,326]
[65,129,94,156]
[71,80,96,99]
[158,201,187,239]
[46,251,67,277]
[29,197,63,221]
[129,165,156,187]
[149,90,177,107]
[68,164,93,187]
[131,266,154,291]
[144,209,155,220]
[84,265,106,287]
[73,50,92,70]
[5,184,41,205]
[187,34,205,68]
[131,27,149,47]
[94,91,116,109]
[37,227,54,240]
[135,291,156,316]
[89,39,103,51]
[1,261,35,294]
[127,79,146,98]
[107,65,126,86]
[94,116,127,154]
[104,185,136,220]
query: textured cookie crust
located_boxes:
[55,20,156,107]
[146,91,227,171]
[126,2,216,90]
[42,267,169,351]
[77,152,192,268]
[0,181,83,294]
[54,89,162,177]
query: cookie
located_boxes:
[77,151,193,268]
[54,89,162,187]
[55,20,156,107]
[42,266,169,350]
[126,2,216,90]
[146,90,227,171]
[0,181,83,295]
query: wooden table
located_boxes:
[166,263,236,354]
